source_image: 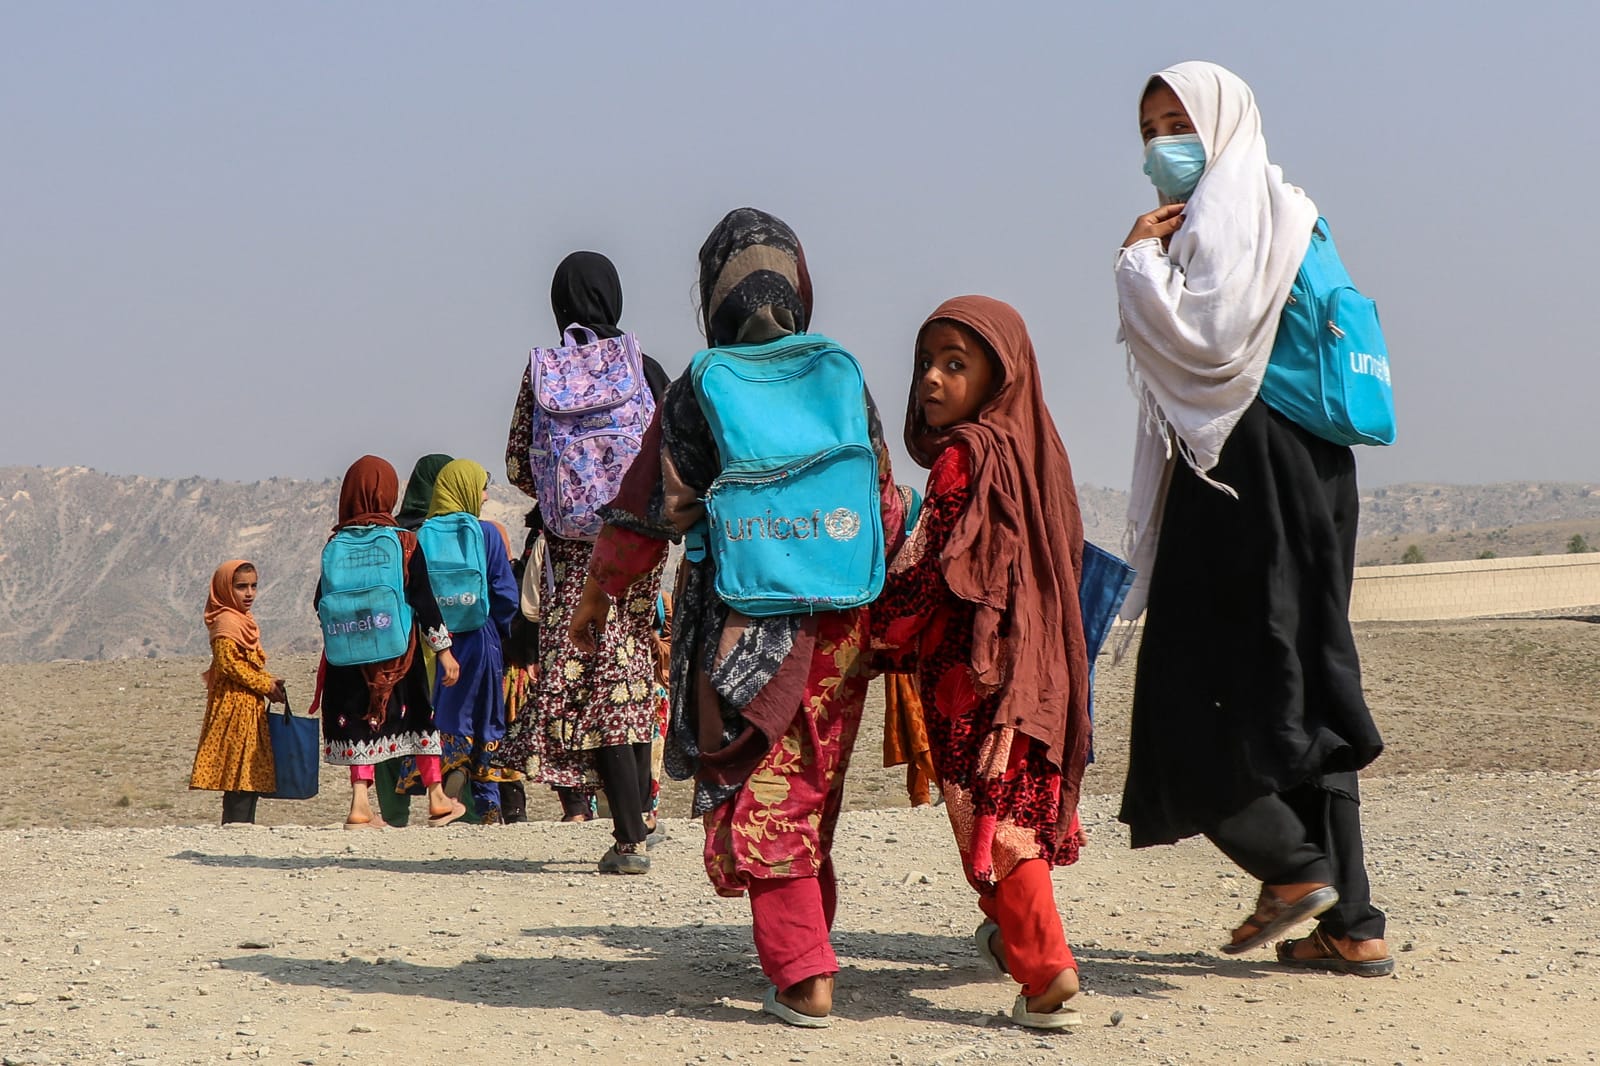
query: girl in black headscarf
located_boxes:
[502,251,669,867]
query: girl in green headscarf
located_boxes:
[422,460,521,821]
[396,453,455,531]
[379,453,456,824]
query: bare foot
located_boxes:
[777,973,834,1019]
[427,799,466,827]
[347,784,379,826]
[1024,966,1080,1015]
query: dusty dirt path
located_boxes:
[4,617,1599,1063]
[2,771,1598,1065]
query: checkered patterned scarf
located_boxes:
[696,208,812,348]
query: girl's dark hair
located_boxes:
[1141,75,1171,103]
[235,563,257,575]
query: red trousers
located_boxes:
[351,756,439,787]
[747,860,840,991]
[977,858,1077,996]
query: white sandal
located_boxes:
[1010,993,1082,1030]
[973,921,1008,980]
[761,985,830,1029]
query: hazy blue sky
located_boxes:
[2,2,1594,491]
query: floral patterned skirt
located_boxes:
[501,535,664,790]
[916,612,1078,886]
[703,611,869,896]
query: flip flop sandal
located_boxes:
[973,921,1009,981]
[761,985,830,1029]
[426,802,466,828]
[1221,884,1339,955]
[1010,994,1083,1031]
[342,817,387,831]
[1276,928,1396,977]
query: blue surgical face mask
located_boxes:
[1143,133,1206,202]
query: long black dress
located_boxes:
[1118,398,1385,847]
[318,546,451,765]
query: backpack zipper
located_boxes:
[704,443,874,498]
[1326,287,1346,339]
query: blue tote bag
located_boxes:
[1079,541,1135,763]
[266,698,320,800]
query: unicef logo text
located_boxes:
[722,508,863,543]
[324,611,393,636]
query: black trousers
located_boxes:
[499,781,527,823]
[1205,772,1385,941]
[221,790,259,825]
[596,742,653,845]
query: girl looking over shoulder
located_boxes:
[874,296,1091,1030]
[191,560,287,824]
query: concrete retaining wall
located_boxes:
[1349,553,1600,622]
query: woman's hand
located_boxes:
[269,679,288,705]
[568,575,613,655]
[436,649,461,688]
[1123,203,1185,248]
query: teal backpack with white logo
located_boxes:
[1260,217,1396,447]
[688,333,885,617]
[317,526,413,666]
[417,512,490,634]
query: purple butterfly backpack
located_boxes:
[526,326,656,541]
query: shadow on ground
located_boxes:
[172,849,589,877]
[218,921,1272,1025]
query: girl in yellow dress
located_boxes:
[189,560,287,823]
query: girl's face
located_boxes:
[916,322,999,429]
[232,569,259,611]
[1140,83,1195,143]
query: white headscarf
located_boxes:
[1115,60,1318,620]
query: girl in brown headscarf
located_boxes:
[190,560,287,824]
[314,455,465,828]
[873,296,1090,1030]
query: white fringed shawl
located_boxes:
[1115,60,1318,621]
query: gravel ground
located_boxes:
[3,618,1598,1064]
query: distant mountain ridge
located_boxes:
[2,465,1594,663]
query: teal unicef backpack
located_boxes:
[317,526,413,666]
[417,513,490,634]
[1259,218,1397,447]
[687,333,885,617]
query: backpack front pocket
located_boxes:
[1319,286,1395,446]
[319,585,411,666]
[704,442,885,616]
[548,430,643,540]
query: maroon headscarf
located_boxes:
[331,455,418,727]
[905,295,1092,827]
[335,454,402,531]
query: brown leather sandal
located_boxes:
[1276,927,1395,976]
[1221,883,1339,955]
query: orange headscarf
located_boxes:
[205,560,264,657]
[203,560,264,694]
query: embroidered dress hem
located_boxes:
[323,730,442,766]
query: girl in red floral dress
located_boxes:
[874,295,1092,1030]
